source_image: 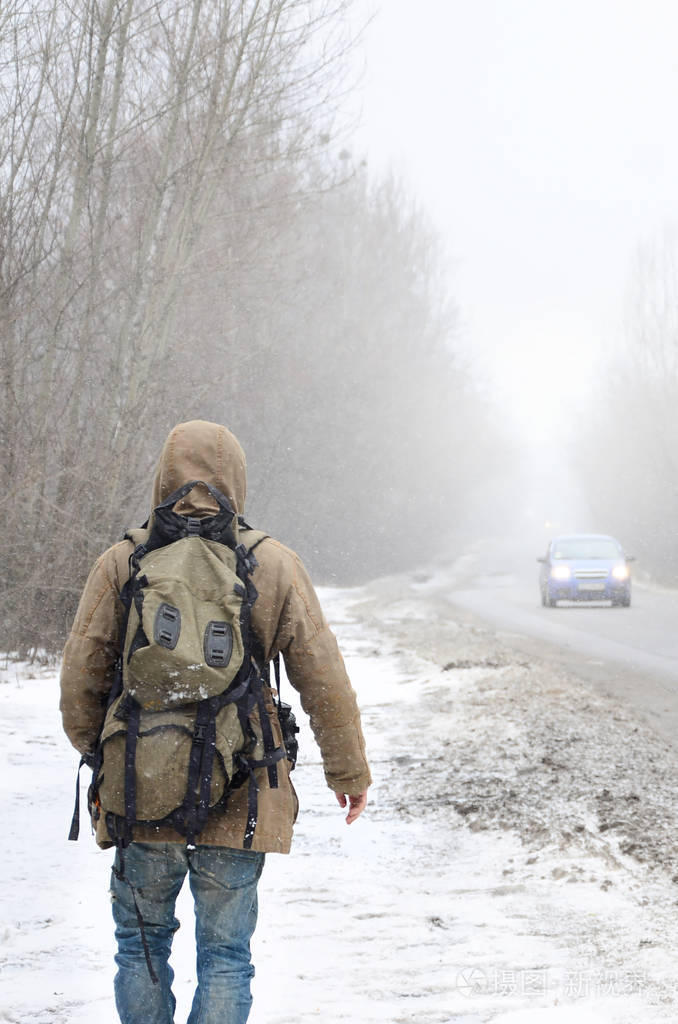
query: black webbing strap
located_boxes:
[253,677,280,790]
[239,745,286,850]
[126,579,149,664]
[124,702,141,826]
[184,703,209,844]
[112,842,159,986]
[242,761,259,850]
[215,674,251,708]
[247,534,269,555]
[68,754,90,841]
[154,479,233,514]
[149,480,237,550]
[267,654,299,770]
[247,658,286,778]
[69,653,124,843]
[247,747,286,773]
[195,712,217,839]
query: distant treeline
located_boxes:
[0,0,495,653]
[574,231,678,583]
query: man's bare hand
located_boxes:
[335,790,368,824]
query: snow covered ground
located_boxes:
[3,570,678,1022]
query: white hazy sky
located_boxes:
[351,0,678,437]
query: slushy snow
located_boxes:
[2,574,678,1022]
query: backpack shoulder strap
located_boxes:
[237,524,269,557]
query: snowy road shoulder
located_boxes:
[253,576,678,1022]
[3,574,678,1022]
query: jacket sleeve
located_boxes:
[60,548,125,755]
[264,546,372,795]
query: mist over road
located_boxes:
[444,541,678,751]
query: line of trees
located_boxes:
[1,0,496,653]
[574,229,678,580]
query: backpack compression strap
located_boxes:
[148,480,239,550]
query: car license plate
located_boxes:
[578,582,605,592]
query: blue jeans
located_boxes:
[110,842,265,1024]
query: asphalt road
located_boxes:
[445,544,678,750]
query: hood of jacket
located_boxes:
[151,420,247,518]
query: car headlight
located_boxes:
[612,565,630,581]
[550,566,571,580]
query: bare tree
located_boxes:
[1,0,495,653]
[0,0,356,651]
[574,228,678,579]
[173,159,490,582]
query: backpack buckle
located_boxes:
[130,543,147,571]
[194,724,207,743]
[235,543,258,574]
[186,517,201,536]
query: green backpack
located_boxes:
[70,479,286,852]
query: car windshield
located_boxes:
[552,538,622,560]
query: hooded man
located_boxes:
[60,420,371,1024]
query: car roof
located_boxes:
[552,533,619,542]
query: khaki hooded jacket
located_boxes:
[60,420,371,853]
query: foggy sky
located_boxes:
[352,0,678,440]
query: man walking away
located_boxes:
[60,419,371,1024]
